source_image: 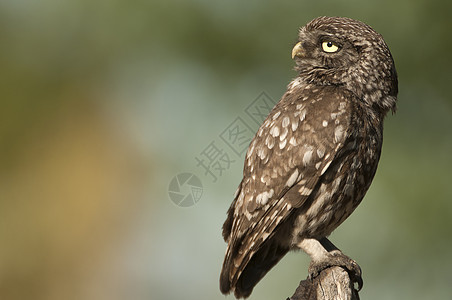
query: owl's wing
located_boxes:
[220,86,354,297]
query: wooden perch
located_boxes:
[287,266,360,300]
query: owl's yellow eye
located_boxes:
[322,41,339,53]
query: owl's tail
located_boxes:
[219,237,289,298]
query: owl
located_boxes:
[220,16,398,299]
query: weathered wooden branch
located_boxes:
[287,266,360,300]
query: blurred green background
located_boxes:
[1,0,451,299]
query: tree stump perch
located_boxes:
[287,266,360,300]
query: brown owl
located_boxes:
[219,16,398,298]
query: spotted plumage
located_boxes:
[220,16,398,298]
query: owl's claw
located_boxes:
[308,251,363,291]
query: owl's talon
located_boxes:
[308,252,363,291]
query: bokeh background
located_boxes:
[1,0,451,299]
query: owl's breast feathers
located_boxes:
[220,82,383,298]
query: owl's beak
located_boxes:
[291,42,305,59]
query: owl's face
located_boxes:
[292,16,397,114]
[292,26,360,74]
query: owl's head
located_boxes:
[292,16,397,114]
